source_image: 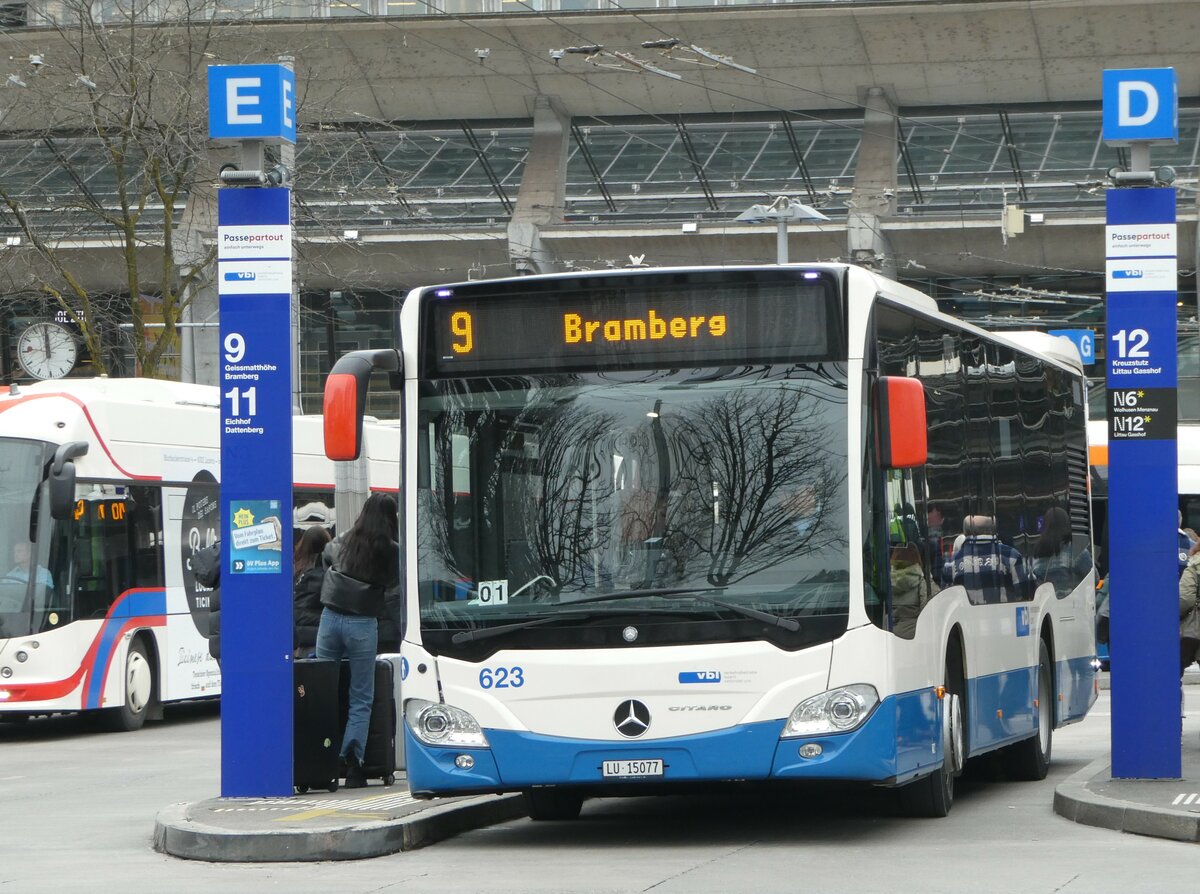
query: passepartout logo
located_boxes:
[1106,224,1176,257]
[222,233,285,242]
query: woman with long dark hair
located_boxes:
[316,493,399,787]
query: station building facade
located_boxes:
[0,0,1195,415]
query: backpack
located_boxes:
[293,558,328,629]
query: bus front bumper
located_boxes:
[405,688,941,796]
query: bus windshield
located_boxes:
[416,364,850,655]
[0,439,67,640]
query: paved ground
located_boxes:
[9,688,1200,893]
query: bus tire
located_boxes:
[899,659,964,818]
[1003,639,1053,781]
[525,789,583,821]
[101,638,155,733]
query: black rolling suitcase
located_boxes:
[294,658,341,793]
[338,659,397,786]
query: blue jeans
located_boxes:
[315,608,378,766]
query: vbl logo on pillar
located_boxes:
[1102,68,1178,146]
[207,64,296,144]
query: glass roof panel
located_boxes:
[3,107,1198,239]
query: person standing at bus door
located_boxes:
[293,526,332,659]
[316,493,400,788]
[321,519,404,652]
[4,541,53,589]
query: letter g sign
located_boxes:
[1102,68,1178,146]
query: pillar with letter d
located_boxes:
[1102,67,1180,780]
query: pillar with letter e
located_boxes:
[1102,67,1180,779]
[208,62,297,797]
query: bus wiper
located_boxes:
[565,586,801,632]
[450,587,800,644]
[450,610,601,644]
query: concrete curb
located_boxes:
[153,793,528,862]
[1053,757,1200,843]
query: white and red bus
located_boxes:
[0,377,398,730]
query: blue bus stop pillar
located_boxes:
[1103,66,1181,780]
[208,62,298,797]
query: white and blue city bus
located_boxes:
[325,264,1097,819]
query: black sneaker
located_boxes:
[345,759,368,789]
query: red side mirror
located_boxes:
[323,349,402,461]
[323,372,363,461]
[875,376,927,469]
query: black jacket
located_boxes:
[319,537,403,650]
[293,561,327,651]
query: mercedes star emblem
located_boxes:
[613,698,651,738]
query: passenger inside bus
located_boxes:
[1031,506,1092,598]
[949,515,1033,604]
[890,542,931,639]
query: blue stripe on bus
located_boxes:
[404,687,947,794]
[966,667,1037,754]
[84,590,167,709]
[108,589,167,619]
[1058,655,1098,724]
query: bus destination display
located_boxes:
[73,498,128,524]
[425,273,837,375]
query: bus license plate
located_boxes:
[601,759,663,778]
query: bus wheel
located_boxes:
[899,668,963,818]
[1003,639,1053,781]
[525,789,583,821]
[102,639,155,732]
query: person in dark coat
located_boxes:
[293,526,332,658]
[315,493,400,788]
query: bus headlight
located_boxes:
[404,698,489,748]
[781,684,879,737]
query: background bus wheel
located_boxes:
[525,789,583,821]
[101,638,155,732]
[1003,639,1053,781]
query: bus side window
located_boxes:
[73,488,162,619]
[128,487,164,589]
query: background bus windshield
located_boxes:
[416,364,850,655]
[0,440,65,639]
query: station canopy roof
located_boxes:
[0,104,1196,240]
